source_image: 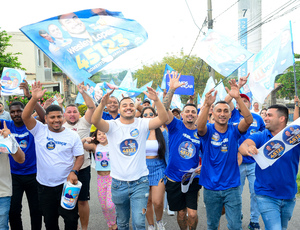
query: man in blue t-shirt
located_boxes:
[163,72,201,230]
[0,80,45,230]
[197,79,253,230]
[226,88,265,229]
[239,104,300,230]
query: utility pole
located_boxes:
[207,0,216,83]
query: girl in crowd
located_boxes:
[260,108,267,121]
[141,106,167,230]
[82,130,117,230]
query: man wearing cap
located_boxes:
[171,108,181,120]
[225,77,265,230]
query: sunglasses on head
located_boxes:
[143,113,154,117]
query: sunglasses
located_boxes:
[143,113,154,117]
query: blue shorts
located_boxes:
[146,158,166,186]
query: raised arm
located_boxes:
[162,71,184,124]
[77,82,96,124]
[224,74,249,111]
[91,90,114,133]
[22,82,47,130]
[19,80,46,123]
[0,121,25,163]
[197,88,217,136]
[239,139,258,157]
[145,87,169,130]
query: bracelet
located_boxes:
[71,169,79,176]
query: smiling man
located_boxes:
[91,87,168,230]
[22,81,84,230]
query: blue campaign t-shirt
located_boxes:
[198,123,243,190]
[102,111,120,120]
[165,118,201,182]
[249,129,300,199]
[1,120,37,175]
[229,108,265,163]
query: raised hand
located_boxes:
[19,80,31,97]
[144,87,158,102]
[204,88,217,107]
[227,79,240,99]
[238,73,250,89]
[55,93,64,104]
[44,98,55,109]
[101,89,114,106]
[77,82,87,94]
[0,121,11,138]
[31,81,47,100]
[168,71,184,90]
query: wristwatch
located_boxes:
[71,169,79,176]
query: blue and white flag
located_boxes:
[161,64,174,89]
[75,79,97,104]
[197,93,201,106]
[198,29,253,77]
[171,94,183,111]
[249,23,294,103]
[156,86,164,102]
[20,8,148,84]
[166,75,194,95]
[200,76,215,105]
[1,68,26,96]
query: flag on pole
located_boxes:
[161,64,174,89]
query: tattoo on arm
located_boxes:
[163,89,175,110]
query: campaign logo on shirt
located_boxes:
[282,125,300,145]
[193,131,199,139]
[250,119,258,127]
[178,141,196,159]
[101,160,109,167]
[130,129,139,137]
[221,143,228,152]
[212,132,220,141]
[250,129,257,135]
[263,140,285,160]
[95,152,103,161]
[46,141,56,150]
[120,139,138,156]
[19,140,28,149]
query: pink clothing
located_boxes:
[97,174,116,228]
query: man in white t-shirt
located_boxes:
[63,83,95,230]
[22,82,84,230]
[91,87,168,230]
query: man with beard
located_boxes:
[0,80,45,230]
[63,83,95,230]
[22,81,84,230]
[91,87,168,230]
[162,72,202,230]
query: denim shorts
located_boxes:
[146,158,166,186]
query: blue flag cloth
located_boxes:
[249,23,294,103]
[198,29,253,77]
[156,86,164,102]
[20,8,148,84]
[161,64,174,89]
[166,75,194,95]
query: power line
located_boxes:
[213,0,241,20]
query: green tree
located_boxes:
[276,54,300,99]
[0,28,25,72]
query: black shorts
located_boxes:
[166,177,201,211]
[78,166,91,201]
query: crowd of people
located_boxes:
[0,74,300,230]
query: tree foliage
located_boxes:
[132,50,226,102]
[0,28,25,73]
[276,53,300,99]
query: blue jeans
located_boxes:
[111,176,149,230]
[203,187,242,230]
[0,196,11,230]
[239,162,260,223]
[256,195,296,230]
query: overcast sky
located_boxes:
[1,0,299,73]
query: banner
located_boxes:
[1,68,26,96]
[249,23,294,103]
[161,64,174,89]
[253,118,300,169]
[166,75,194,95]
[20,8,148,84]
[198,29,253,77]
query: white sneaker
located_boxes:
[167,209,175,216]
[156,220,166,230]
[148,225,155,230]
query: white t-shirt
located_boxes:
[106,118,150,181]
[0,153,12,197]
[63,117,91,169]
[29,121,83,187]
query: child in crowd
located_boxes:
[82,130,117,230]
